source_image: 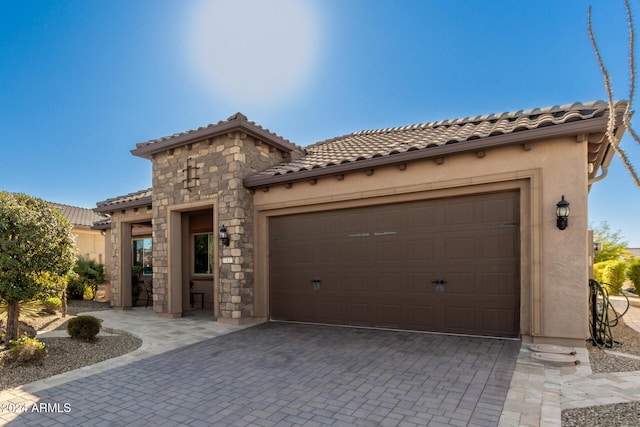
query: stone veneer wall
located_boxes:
[105,208,153,308]
[151,131,287,319]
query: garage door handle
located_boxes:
[431,279,447,285]
[311,277,321,291]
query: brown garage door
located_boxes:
[269,191,520,337]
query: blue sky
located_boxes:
[1,0,639,246]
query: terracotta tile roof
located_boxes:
[50,203,109,230]
[244,100,627,188]
[131,112,303,159]
[95,188,153,213]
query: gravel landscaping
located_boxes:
[0,301,141,391]
[562,306,640,427]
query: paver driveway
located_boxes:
[8,323,519,427]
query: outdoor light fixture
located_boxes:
[219,225,230,246]
[556,195,570,230]
[594,242,602,252]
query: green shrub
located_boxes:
[67,315,101,342]
[9,334,46,365]
[83,286,94,301]
[627,258,640,294]
[598,259,627,295]
[42,296,62,314]
[66,274,85,300]
[594,261,607,283]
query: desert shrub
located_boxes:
[627,258,640,294]
[598,259,627,295]
[42,296,62,314]
[9,334,46,365]
[67,315,101,342]
[66,274,85,300]
[83,286,94,301]
[594,261,607,283]
[66,258,105,301]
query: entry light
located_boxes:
[219,225,230,246]
[594,242,602,252]
[556,196,570,230]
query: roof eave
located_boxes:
[94,196,153,213]
[131,120,301,159]
[243,116,611,189]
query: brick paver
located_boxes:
[5,323,519,426]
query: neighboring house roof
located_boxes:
[51,203,109,230]
[94,188,153,213]
[130,112,303,159]
[244,100,627,189]
[628,248,640,258]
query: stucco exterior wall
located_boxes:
[150,132,286,320]
[252,136,590,344]
[73,228,105,263]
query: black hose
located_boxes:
[588,279,630,348]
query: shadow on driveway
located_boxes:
[9,322,520,427]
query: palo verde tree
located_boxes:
[589,0,640,188]
[592,220,629,263]
[0,192,76,346]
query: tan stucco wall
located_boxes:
[252,136,590,345]
[73,228,105,263]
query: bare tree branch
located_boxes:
[589,4,640,188]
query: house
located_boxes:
[95,101,627,346]
[51,203,108,264]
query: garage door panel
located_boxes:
[482,308,518,336]
[442,273,477,295]
[406,272,437,295]
[271,243,314,265]
[270,191,520,337]
[406,206,437,228]
[444,306,477,332]
[375,272,404,293]
[374,209,399,231]
[406,238,436,260]
[375,240,404,261]
[481,199,518,223]
[342,240,370,262]
[482,234,518,258]
[482,272,519,295]
[344,303,370,325]
[444,201,475,225]
[405,305,437,329]
[445,237,476,259]
[375,304,405,328]
[317,242,341,263]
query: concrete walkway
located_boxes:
[499,295,640,426]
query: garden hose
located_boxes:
[588,279,630,348]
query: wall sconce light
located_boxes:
[556,195,570,230]
[219,225,230,246]
[594,242,602,252]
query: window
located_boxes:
[133,238,152,275]
[194,233,214,275]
